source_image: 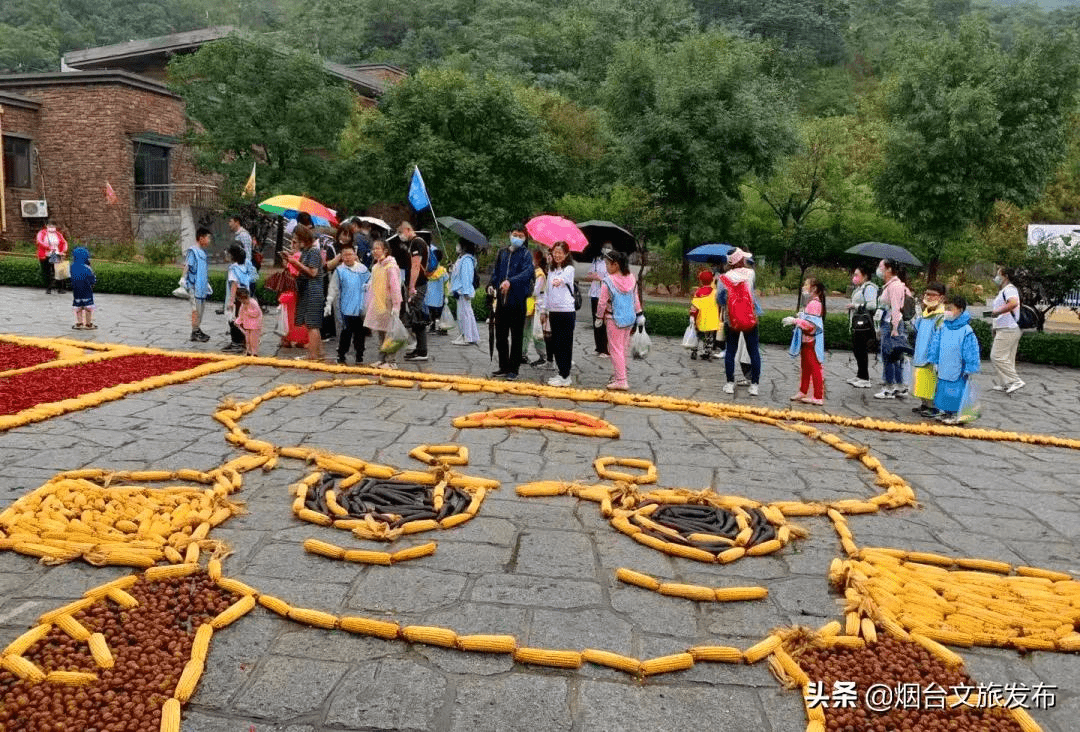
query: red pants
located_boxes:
[800,344,824,399]
[605,319,631,385]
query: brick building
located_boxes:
[0,27,403,246]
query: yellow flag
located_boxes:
[241,161,256,199]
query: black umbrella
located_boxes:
[488,293,497,363]
[577,220,636,260]
[437,216,488,248]
[846,241,922,267]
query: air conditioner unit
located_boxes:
[21,200,48,218]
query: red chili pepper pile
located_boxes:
[0,343,59,372]
[0,354,212,416]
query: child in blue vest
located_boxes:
[425,248,450,334]
[928,293,981,425]
[326,244,371,365]
[911,283,947,418]
[182,227,213,342]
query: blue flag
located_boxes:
[408,166,431,211]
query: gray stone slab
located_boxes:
[513,530,596,578]
[577,678,769,730]
[325,658,447,731]
[527,607,635,655]
[470,574,603,609]
[232,655,349,719]
[449,674,571,732]
[348,567,468,613]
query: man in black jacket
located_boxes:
[398,221,431,361]
[487,228,534,379]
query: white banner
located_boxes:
[1027,224,1080,247]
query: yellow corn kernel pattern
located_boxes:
[513,647,583,669]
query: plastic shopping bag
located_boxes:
[439,308,457,332]
[382,314,409,354]
[958,378,981,424]
[273,305,289,337]
[681,321,698,350]
[631,325,651,359]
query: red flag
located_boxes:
[105,181,119,205]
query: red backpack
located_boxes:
[720,274,757,331]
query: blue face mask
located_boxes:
[510,237,524,248]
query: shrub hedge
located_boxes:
[640,302,1080,368]
[2,253,1076,367]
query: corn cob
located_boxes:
[55,613,92,641]
[1017,566,1072,582]
[1011,708,1042,732]
[440,513,472,529]
[657,582,717,602]
[45,670,98,686]
[955,557,1012,574]
[640,653,694,676]
[845,611,860,636]
[184,542,201,564]
[88,632,114,668]
[744,635,782,663]
[688,645,744,663]
[822,635,866,650]
[254,595,289,616]
[714,586,768,602]
[582,648,642,674]
[173,658,204,702]
[39,597,95,624]
[806,721,825,732]
[145,563,199,581]
[747,539,783,556]
[515,481,571,497]
[160,697,181,732]
[392,542,437,563]
[860,618,878,643]
[163,546,184,564]
[616,568,661,591]
[1011,636,1057,651]
[1,654,46,682]
[909,632,963,668]
[717,547,747,563]
[304,538,346,559]
[211,594,256,629]
[401,625,458,647]
[401,519,440,534]
[4,623,53,656]
[190,623,213,664]
[457,634,517,654]
[287,607,338,629]
[207,558,222,581]
[343,549,393,565]
[296,508,333,526]
[661,542,718,562]
[216,577,258,596]
[513,647,583,669]
[773,646,809,686]
[338,615,401,639]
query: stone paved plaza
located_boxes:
[2,285,1080,731]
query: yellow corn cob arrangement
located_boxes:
[401,625,458,647]
[211,594,256,629]
[87,632,114,668]
[287,606,338,629]
[582,648,643,674]
[457,634,517,654]
[1,654,47,682]
[338,615,401,640]
[4,623,53,656]
[513,647,583,669]
[172,658,204,702]
[744,634,782,663]
[44,670,98,686]
[160,697,181,732]
[639,653,694,676]
[688,645,743,663]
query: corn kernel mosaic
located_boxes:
[0,333,1078,730]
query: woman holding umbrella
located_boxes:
[449,238,481,346]
[542,241,577,387]
[873,259,913,400]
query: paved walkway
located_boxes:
[2,285,1080,731]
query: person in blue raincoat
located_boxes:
[927,294,981,425]
[449,238,480,346]
[70,246,97,330]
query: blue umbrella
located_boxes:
[685,243,735,263]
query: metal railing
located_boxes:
[134,184,220,213]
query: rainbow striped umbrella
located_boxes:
[259,195,338,227]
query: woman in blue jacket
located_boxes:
[449,239,480,346]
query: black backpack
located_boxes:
[1014,304,1038,329]
[851,306,875,333]
[900,292,916,322]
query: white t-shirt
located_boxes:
[546,265,577,312]
[993,284,1020,330]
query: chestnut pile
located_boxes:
[0,573,234,731]
[794,634,1025,732]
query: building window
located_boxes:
[2,135,32,189]
[134,142,170,211]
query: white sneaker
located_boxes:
[748,384,759,396]
[547,375,571,387]
[723,382,735,394]
[991,384,1006,391]
[854,379,874,388]
[1005,380,1025,394]
[893,387,909,398]
[846,376,862,385]
[873,388,895,399]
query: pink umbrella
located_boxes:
[525,215,588,252]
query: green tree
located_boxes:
[874,19,1080,280]
[339,67,572,233]
[694,0,849,64]
[603,31,798,285]
[167,35,354,207]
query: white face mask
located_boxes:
[943,312,957,321]
[876,267,885,279]
[993,274,1003,285]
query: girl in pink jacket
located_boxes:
[597,250,643,391]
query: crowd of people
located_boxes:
[168,218,1031,415]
